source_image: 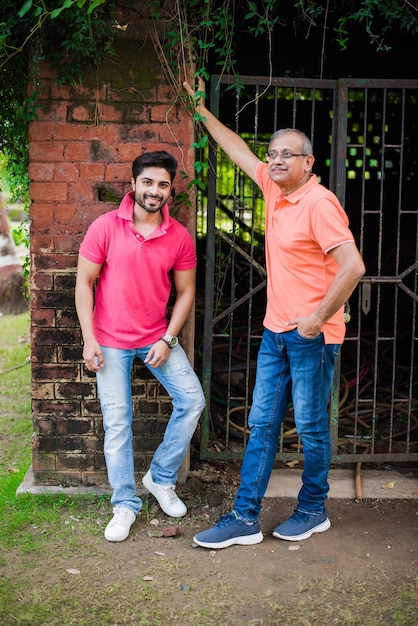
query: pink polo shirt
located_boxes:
[256,163,355,344]
[79,192,196,349]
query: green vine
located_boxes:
[145,0,418,197]
[0,0,119,205]
[1,0,418,206]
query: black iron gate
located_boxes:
[198,76,418,464]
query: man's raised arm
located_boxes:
[184,78,260,183]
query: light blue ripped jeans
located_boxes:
[96,344,205,514]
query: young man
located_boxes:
[184,79,365,548]
[75,150,205,542]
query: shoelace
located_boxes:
[216,512,239,527]
[109,508,131,526]
[160,485,179,503]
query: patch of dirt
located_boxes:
[4,460,418,625]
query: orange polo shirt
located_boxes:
[256,163,355,344]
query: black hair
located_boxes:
[132,151,178,183]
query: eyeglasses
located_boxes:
[265,150,309,160]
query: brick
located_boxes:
[150,105,179,123]
[68,183,96,204]
[55,162,80,183]
[93,416,104,435]
[89,139,116,162]
[32,384,55,400]
[104,163,131,182]
[67,104,95,123]
[63,142,91,162]
[56,436,83,451]
[54,236,79,254]
[82,470,108,485]
[28,122,54,141]
[33,399,81,416]
[29,227,54,246]
[29,141,65,162]
[30,182,68,203]
[34,470,83,486]
[133,456,151,472]
[34,435,57,453]
[134,436,164,453]
[54,122,117,142]
[32,363,79,381]
[31,307,55,325]
[93,452,106,470]
[33,417,56,433]
[160,402,172,416]
[137,400,160,414]
[31,273,54,291]
[30,345,57,363]
[84,437,103,451]
[31,254,77,272]
[39,61,58,80]
[60,345,84,362]
[32,453,57,471]
[32,327,80,346]
[53,203,88,227]
[50,83,80,100]
[96,103,124,122]
[117,142,167,162]
[56,311,78,328]
[54,274,76,290]
[31,293,75,314]
[79,162,105,181]
[35,101,68,121]
[56,418,92,435]
[28,163,55,181]
[57,453,95,471]
[55,382,96,399]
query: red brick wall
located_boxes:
[29,20,196,486]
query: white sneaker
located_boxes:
[142,470,187,517]
[104,506,136,542]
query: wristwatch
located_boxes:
[160,333,178,349]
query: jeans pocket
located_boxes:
[295,328,322,341]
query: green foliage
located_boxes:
[0,0,119,203]
[1,0,418,204]
[334,0,418,52]
[147,0,418,195]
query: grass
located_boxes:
[0,312,32,477]
[0,313,417,625]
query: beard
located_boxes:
[134,190,166,213]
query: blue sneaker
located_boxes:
[193,511,264,549]
[273,510,330,541]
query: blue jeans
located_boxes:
[96,344,205,514]
[234,327,340,522]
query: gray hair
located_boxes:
[269,129,313,155]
